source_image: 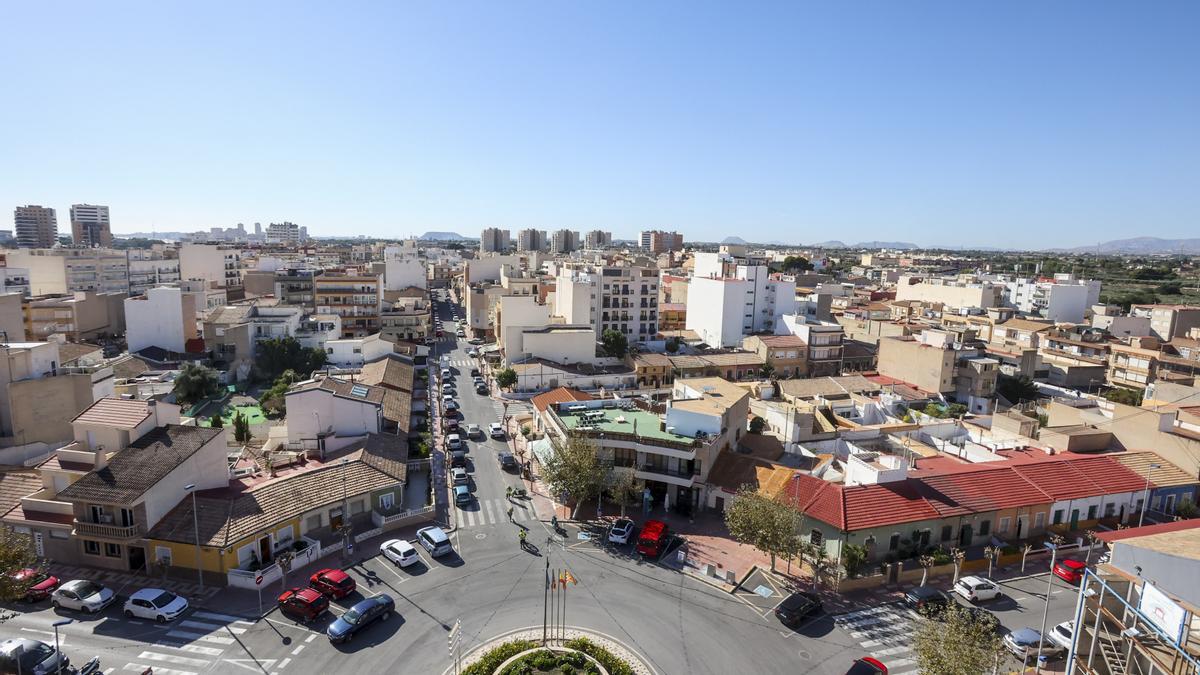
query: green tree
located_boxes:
[0,528,35,620]
[749,416,766,434]
[997,375,1040,403]
[841,543,869,579]
[260,369,302,416]
[607,469,644,518]
[255,337,328,381]
[209,414,224,428]
[1104,387,1144,406]
[913,604,1004,675]
[495,368,518,390]
[1158,281,1184,296]
[541,434,606,518]
[664,338,680,354]
[723,485,801,572]
[173,363,220,406]
[781,256,814,272]
[601,329,629,358]
[759,363,775,380]
[233,410,252,443]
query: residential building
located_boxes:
[640,230,683,253]
[479,228,511,253]
[0,293,26,341]
[14,205,58,248]
[179,243,242,289]
[125,249,181,295]
[124,286,199,355]
[583,230,612,250]
[379,288,432,344]
[743,334,806,378]
[628,352,673,388]
[8,247,130,295]
[285,376,386,444]
[0,267,30,296]
[516,228,548,252]
[1132,304,1200,341]
[686,266,795,348]
[274,267,320,312]
[315,270,381,337]
[294,314,342,351]
[265,221,302,244]
[550,229,581,254]
[382,250,427,290]
[876,331,999,413]
[667,352,765,381]
[24,291,124,342]
[894,276,1004,311]
[778,316,845,377]
[995,273,1101,323]
[555,264,660,343]
[1108,339,1160,390]
[69,204,112,247]
[0,339,115,446]
[323,333,395,368]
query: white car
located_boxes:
[1047,621,1075,651]
[447,433,463,450]
[440,368,452,379]
[51,579,116,613]
[489,422,505,439]
[124,588,189,623]
[466,423,481,438]
[451,467,469,485]
[954,575,1002,602]
[467,349,479,358]
[380,539,420,567]
[609,518,635,545]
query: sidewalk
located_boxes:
[45,561,224,607]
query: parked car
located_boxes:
[309,568,357,599]
[608,518,635,545]
[442,417,459,432]
[467,349,478,358]
[441,383,455,395]
[903,586,951,616]
[451,450,468,467]
[440,368,452,379]
[466,423,481,438]
[327,594,395,644]
[9,568,59,602]
[1004,627,1064,660]
[470,368,480,377]
[417,526,453,557]
[0,638,70,674]
[953,575,1002,603]
[846,657,888,675]
[1047,621,1076,651]
[445,400,459,411]
[380,539,420,568]
[442,394,455,405]
[498,452,518,471]
[447,433,463,450]
[454,484,472,506]
[451,467,469,485]
[489,422,505,438]
[277,587,330,623]
[774,591,823,627]
[476,384,489,395]
[1053,559,1087,584]
[51,579,116,613]
[123,588,189,623]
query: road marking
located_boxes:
[181,619,246,634]
[291,645,305,655]
[138,651,212,667]
[484,499,497,524]
[191,610,255,626]
[124,665,196,675]
[221,658,278,673]
[278,657,292,668]
[20,628,65,643]
[156,642,225,657]
[164,629,236,644]
[305,634,317,643]
[463,509,475,527]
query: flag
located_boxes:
[563,571,578,586]
[558,571,566,589]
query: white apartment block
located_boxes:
[479,228,511,253]
[126,250,181,295]
[8,248,130,295]
[323,333,394,368]
[517,229,548,252]
[894,275,1004,311]
[686,265,796,348]
[179,243,242,288]
[382,249,427,291]
[555,264,659,343]
[550,229,580,254]
[124,286,199,354]
[266,221,302,244]
[994,274,1102,323]
[69,204,112,247]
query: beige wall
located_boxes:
[0,293,25,342]
[876,337,955,394]
[10,374,96,445]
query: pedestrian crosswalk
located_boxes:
[459,497,535,529]
[445,358,475,368]
[118,610,255,675]
[833,604,922,675]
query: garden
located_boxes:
[462,637,636,675]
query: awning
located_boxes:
[529,437,556,466]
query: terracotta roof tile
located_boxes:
[58,426,223,504]
[72,398,153,428]
[530,387,593,412]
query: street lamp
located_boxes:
[52,618,71,674]
[1034,541,1059,674]
[184,484,203,590]
[1138,463,1161,528]
[340,458,352,559]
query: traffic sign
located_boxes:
[255,573,263,586]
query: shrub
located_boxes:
[462,640,537,675]
[563,637,635,675]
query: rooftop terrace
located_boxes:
[554,404,700,447]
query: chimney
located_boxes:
[94,445,108,470]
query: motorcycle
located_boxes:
[66,657,102,675]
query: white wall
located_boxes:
[498,295,552,359]
[685,277,746,347]
[664,406,720,437]
[125,287,188,353]
[285,388,380,442]
[324,334,392,367]
[384,256,427,290]
[521,329,595,365]
[142,429,229,527]
[1092,315,1151,338]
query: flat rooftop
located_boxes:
[556,405,696,445]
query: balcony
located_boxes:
[74,520,142,539]
[635,464,698,487]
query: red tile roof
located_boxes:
[1096,519,1200,543]
[530,387,593,412]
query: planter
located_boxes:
[494,646,608,675]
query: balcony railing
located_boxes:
[638,464,698,480]
[74,520,142,539]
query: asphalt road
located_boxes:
[0,294,1082,675]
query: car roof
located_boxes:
[280,587,323,602]
[384,539,414,551]
[960,575,987,585]
[62,579,101,591]
[909,585,946,597]
[454,484,470,494]
[315,568,350,582]
[1060,559,1086,568]
[419,526,449,542]
[130,587,170,600]
[1,638,48,654]
[1011,627,1041,642]
[781,591,818,609]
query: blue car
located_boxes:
[326,594,396,644]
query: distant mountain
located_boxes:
[765,240,790,246]
[1058,237,1200,255]
[811,240,848,248]
[419,231,470,241]
[721,236,748,245]
[854,241,919,250]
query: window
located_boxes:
[998,517,1010,534]
[978,520,991,536]
[1087,505,1098,520]
[1053,509,1064,525]
[1104,503,1116,518]
[83,540,101,555]
[306,513,322,531]
[104,542,122,558]
[888,533,900,551]
[940,525,952,542]
[156,546,173,565]
[1034,512,1045,529]
[378,493,395,511]
[810,529,823,546]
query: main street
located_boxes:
[1,293,1081,675]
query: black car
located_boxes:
[326,594,395,644]
[904,586,952,616]
[476,384,489,395]
[470,368,480,377]
[450,450,468,467]
[774,591,822,626]
[498,452,518,470]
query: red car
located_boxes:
[277,587,330,623]
[847,657,888,675]
[309,568,356,599]
[10,568,60,602]
[1053,558,1087,584]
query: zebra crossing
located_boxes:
[445,358,475,368]
[116,610,255,675]
[458,497,535,529]
[833,604,922,675]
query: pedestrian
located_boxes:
[506,486,513,500]
[507,506,514,522]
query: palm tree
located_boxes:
[950,547,966,584]
[918,554,936,587]
[1083,529,1099,565]
[983,545,1000,579]
[1020,543,1034,573]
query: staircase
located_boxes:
[1096,628,1128,675]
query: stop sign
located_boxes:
[255,573,263,586]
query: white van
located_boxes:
[417,526,453,557]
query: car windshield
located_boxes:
[151,591,178,608]
[341,608,362,625]
[73,581,103,597]
[335,576,354,588]
[1056,625,1073,639]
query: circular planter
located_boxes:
[494,645,608,675]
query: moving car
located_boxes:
[466,423,481,438]
[51,579,116,613]
[608,518,635,544]
[1053,559,1087,584]
[123,588,189,623]
[381,539,420,567]
[846,657,888,675]
[417,526,453,557]
[774,591,823,627]
[0,638,70,674]
[498,452,518,471]
[454,484,472,506]
[309,568,357,599]
[903,586,951,616]
[1047,621,1076,651]
[467,349,478,358]
[326,594,395,644]
[1004,627,1064,660]
[489,422,505,439]
[451,467,469,485]
[277,587,330,623]
[9,568,59,602]
[953,575,1002,603]
[476,384,489,395]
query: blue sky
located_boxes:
[2,2,1197,248]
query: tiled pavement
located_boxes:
[45,563,223,605]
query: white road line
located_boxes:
[164,629,236,644]
[888,658,916,669]
[872,645,911,657]
[124,665,196,675]
[305,634,317,643]
[191,610,255,626]
[181,619,246,634]
[138,651,212,667]
[464,509,475,527]
[165,643,225,657]
[278,657,292,668]
[291,645,305,656]
[484,499,497,524]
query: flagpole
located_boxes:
[543,557,550,644]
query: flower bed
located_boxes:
[461,638,635,675]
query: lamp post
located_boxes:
[52,618,71,674]
[340,458,351,559]
[1138,463,1161,528]
[184,484,203,590]
[1034,541,1059,674]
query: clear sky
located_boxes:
[2,2,1197,248]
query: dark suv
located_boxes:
[774,591,823,627]
[904,585,952,616]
